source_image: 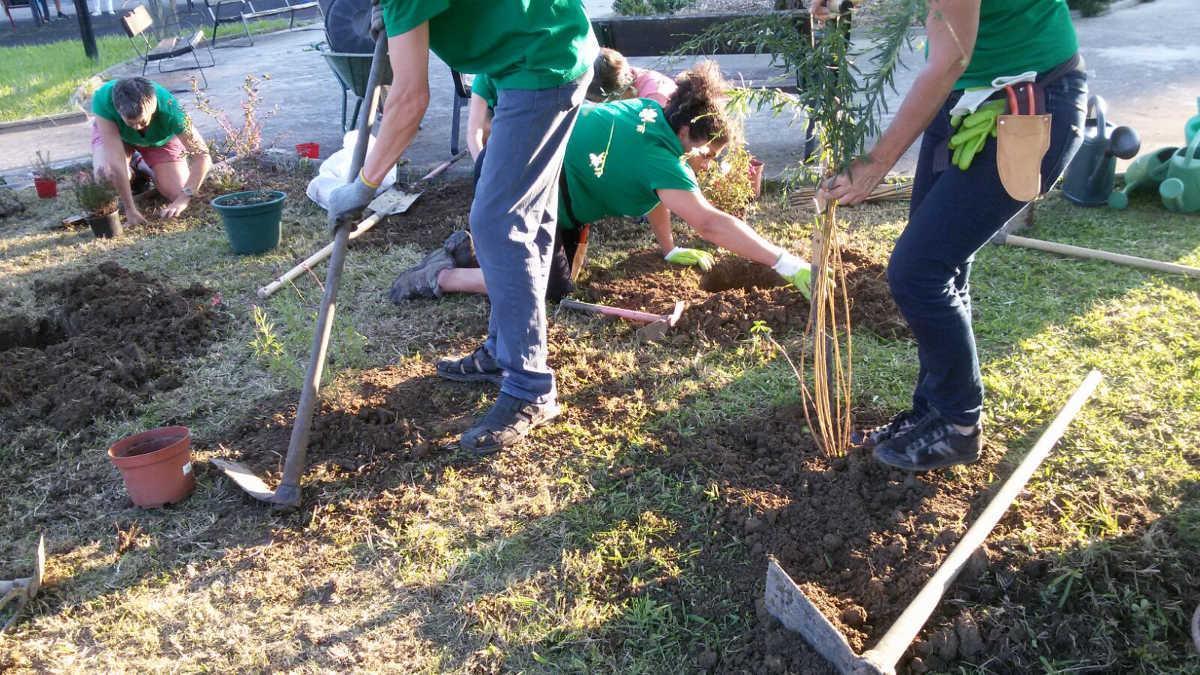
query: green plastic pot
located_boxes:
[211,190,286,255]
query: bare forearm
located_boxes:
[695,212,784,266]
[186,153,211,191]
[648,204,674,253]
[866,66,962,172]
[362,95,427,185]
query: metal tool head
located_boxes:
[635,301,686,342]
[367,187,422,217]
[210,458,301,510]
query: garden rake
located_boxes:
[765,370,1103,674]
[211,33,390,509]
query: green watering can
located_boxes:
[1108,146,1178,209]
[1185,97,1200,143]
[1160,131,1200,213]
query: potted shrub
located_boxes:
[211,189,286,255]
[32,151,57,199]
[74,172,123,238]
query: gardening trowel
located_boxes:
[0,534,46,633]
[212,33,390,509]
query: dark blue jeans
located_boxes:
[888,68,1088,426]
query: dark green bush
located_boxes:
[1068,0,1113,17]
[613,0,695,16]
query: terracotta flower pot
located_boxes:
[33,176,58,199]
[108,426,195,508]
[748,158,765,198]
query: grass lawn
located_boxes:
[0,159,1196,673]
[0,19,292,124]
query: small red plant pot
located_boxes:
[295,142,320,159]
[33,176,58,199]
[108,426,196,508]
[747,158,765,199]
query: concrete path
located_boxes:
[2,0,1195,189]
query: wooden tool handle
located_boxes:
[1003,235,1200,278]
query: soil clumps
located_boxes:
[0,262,227,432]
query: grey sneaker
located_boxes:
[460,392,561,456]
[436,345,503,385]
[444,230,476,267]
[851,410,920,449]
[389,248,453,303]
[873,411,982,471]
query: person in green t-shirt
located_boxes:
[391,62,816,308]
[91,77,213,226]
[814,0,1087,472]
[325,1,597,457]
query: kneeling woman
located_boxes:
[392,61,816,382]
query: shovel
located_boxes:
[257,149,469,299]
[0,534,46,633]
[211,33,389,509]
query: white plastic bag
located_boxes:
[305,129,397,210]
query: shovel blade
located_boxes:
[765,558,870,674]
[367,188,421,217]
[211,458,279,504]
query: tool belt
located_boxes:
[936,53,1084,195]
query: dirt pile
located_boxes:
[582,247,909,344]
[357,176,475,253]
[657,404,1006,673]
[0,263,227,432]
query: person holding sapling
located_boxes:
[326,0,596,456]
[815,0,1087,470]
[391,62,817,312]
[91,77,212,226]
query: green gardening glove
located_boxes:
[664,247,715,271]
[773,252,827,301]
[948,100,1005,171]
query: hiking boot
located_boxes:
[851,409,920,449]
[436,345,503,385]
[460,392,561,456]
[873,411,982,471]
[389,248,453,303]
[444,230,476,267]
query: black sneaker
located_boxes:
[444,230,476,268]
[873,411,982,471]
[389,247,453,303]
[851,409,920,448]
[436,345,504,385]
[460,392,561,456]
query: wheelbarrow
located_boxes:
[320,45,393,132]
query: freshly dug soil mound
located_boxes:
[584,247,908,344]
[217,360,480,478]
[357,176,475,253]
[0,262,227,432]
[658,404,1006,673]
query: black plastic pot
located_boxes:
[87,211,123,239]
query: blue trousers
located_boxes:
[889,68,1088,426]
[472,74,589,405]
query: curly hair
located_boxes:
[662,60,739,147]
[587,48,635,102]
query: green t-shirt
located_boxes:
[92,80,189,148]
[955,0,1078,89]
[382,0,595,91]
[471,73,498,109]
[559,99,699,228]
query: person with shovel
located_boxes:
[390,61,817,311]
[91,77,213,227]
[325,0,596,456]
[815,0,1087,471]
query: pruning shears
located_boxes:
[1004,82,1037,116]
